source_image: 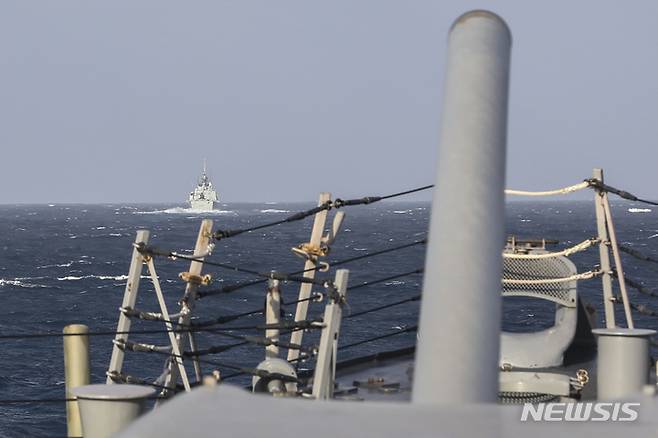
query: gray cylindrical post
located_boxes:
[72,384,156,438]
[592,328,656,400]
[412,10,512,404]
[265,278,281,359]
[63,324,90,437]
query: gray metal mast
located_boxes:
[413,10,512,404]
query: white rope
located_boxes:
[503,239,599,260]
[503,269,602,285]
[505,181,591,197]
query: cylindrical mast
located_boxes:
[412,10,512,404]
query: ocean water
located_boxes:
[1,200,658,436]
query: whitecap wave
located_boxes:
[259,209,290,213]
[393,210,412,214]
[37,262,73,269]
[629,208,652,213]
[134,208,236,215]
[0,279,48,288]
[56,274,149,281]
[57,275,87,281]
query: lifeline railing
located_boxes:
[2,170,658,410]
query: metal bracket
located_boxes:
[322,211,345,248]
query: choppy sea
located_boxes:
[1,200,658,437]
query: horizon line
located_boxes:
[0,198,638,206]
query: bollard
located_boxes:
[592,328,656,400]
[72,384,156,438]
[412,10,512,404]
[63,324,90,437]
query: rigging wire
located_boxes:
[124,293,322,327]
[212,184,434,241]
[115,340,300,383]
[0,398,78,404]
[614,295,658,318]
[346,295,421,319]
[622,275,658,299]
[348,268,424,292]
[331,240,426,268]
[0,320,320,341]
[106,371,183,394]
[332,185,434,208]
[196,239,426,298]
[136,243,328,286]
[619,245,658,266]
[586,179,658,206]
[337,325,418,351]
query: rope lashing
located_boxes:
[504,181,591,197]
[502,269,603,285]
[504,178,658,205]
[502,238,600,259]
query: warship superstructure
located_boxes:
[188,161,218,211]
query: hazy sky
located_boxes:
[1,1,657,204]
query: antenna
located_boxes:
[203,158,207,175]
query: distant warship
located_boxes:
[188,160,218,211]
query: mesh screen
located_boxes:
[502,255,577,307]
